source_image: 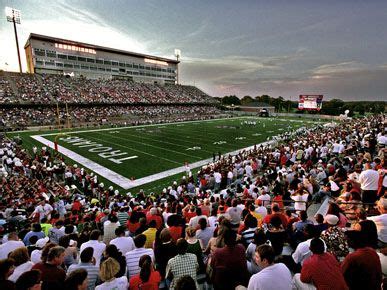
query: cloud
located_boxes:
[204,64,387,101]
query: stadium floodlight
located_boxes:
[174,49,181,85]
[5,7,22,73]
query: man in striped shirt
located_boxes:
[125,234,154,279]
[67,247,99,290]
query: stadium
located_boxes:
[0,3,386,290]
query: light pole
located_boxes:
[174,49,181,85]
[5,7,22,73]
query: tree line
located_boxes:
[216,95,385,116]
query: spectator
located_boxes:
[129,255,161,290]
[0,233,24,259]
[247,244,292,290]
[210,229,249,289]
[100,245,126,278]
[165,238,198,290]
[31,246,66,290]
[342,230,382,290]
[96,258,128,290]
[125,234,154,280]
[64,268,88,290]
[14,269,41,290]
[368,197,387,248]
[293,238,348,290]
[8,247,33,282]
[67,247,99,290]
[0,258,15,290]
[109,227,135,255]
[79,230,106,267]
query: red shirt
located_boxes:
[301,253,348,290]
[263,213,288,228]
[129,270,161,290]
[169,226,183,242]
[341,247,382,290]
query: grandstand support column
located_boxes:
[5,7,22,73]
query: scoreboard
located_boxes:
[298,95,323,111]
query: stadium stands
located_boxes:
[0,113,386,289]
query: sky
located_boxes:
[1,0,387,101]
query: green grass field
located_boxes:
[8,116,320,193]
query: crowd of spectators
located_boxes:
[0,72,216,105]
[0,114,386,290]
[0,105,221,129]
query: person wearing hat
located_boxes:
[368,197,387,248]
[31,237,50,264]
[320,214,349,261]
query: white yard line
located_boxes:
[31,134,275,190]
[30,118,312,190]
[31,135,135,189]
[38,116,307,137]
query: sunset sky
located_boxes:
[1,0,386,100]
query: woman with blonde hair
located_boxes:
[95,258,128,290]
[8,247,34,282]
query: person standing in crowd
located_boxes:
[358,162,379,209]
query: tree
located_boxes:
[222,95,241,105]
[241,95,254,105]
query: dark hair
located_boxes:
[310,238,325,254]
[29,235,38,245]
[80,247,94,263]
[64,268,88,290]
[244,214,258,228]
[176,238,188,255]
[108,214,118,223]
[299,211,308,221]
[223,229,237,247]
[139,255,152,283]
[15,270,41,290]
[358,220,378,248]
[175,275,196,290]
[303,224,317,238]
[0,258,15,280]
[90,230,101,240]
[115,227,125,237]
[269,215,282,228]
[195,207,202,216]
[198,218,207,230]
[105,244,121,260]
[272,203,280,212]
[253,228,267,246]
[256,244,275,264]
[59,235,70,248]
[134,234,147,248]
[65,225,74,235]
[32,223,42,232]
[148,220,157,228]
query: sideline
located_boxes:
[31,134,275,190]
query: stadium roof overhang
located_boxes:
[24,33,179,64]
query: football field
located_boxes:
[13,116,320,191]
